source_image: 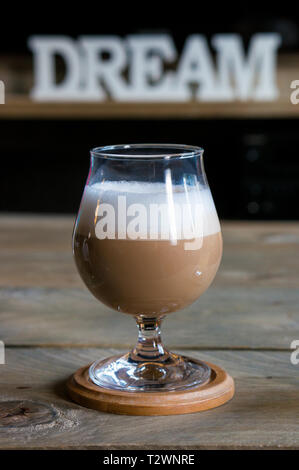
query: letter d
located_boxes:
[28,36,81,101]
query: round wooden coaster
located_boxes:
[67,361,234,416]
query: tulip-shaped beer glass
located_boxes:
[73,144,222,392]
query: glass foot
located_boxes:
[89,352,211,392]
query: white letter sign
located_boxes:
[28,33,281,102]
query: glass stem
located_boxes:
[129,316,169,363]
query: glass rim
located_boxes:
[90,144,203,160]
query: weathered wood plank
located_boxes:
[1,215,78,288]
[1,216,299,348]
[220,222,299,288]
[2,216,299,288]
[0,348,298,449]
[0,285,298,349]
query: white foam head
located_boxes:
[79,180,220,241]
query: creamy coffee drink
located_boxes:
[73,181,222,316]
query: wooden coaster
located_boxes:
[67,361,234,416]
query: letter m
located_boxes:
[212,33,281,101]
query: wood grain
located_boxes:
[0,348,298,449]
[1,285,298,349]
[1,216,299,349]
[0,401,57,427]
[1,217,298,448]
[2,216,299,289]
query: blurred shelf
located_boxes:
[1,96,299,119]
[1,53,299,119]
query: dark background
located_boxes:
[1,5,299,219]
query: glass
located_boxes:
[73,144,222,392]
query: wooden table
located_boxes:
[0,216,298,449]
